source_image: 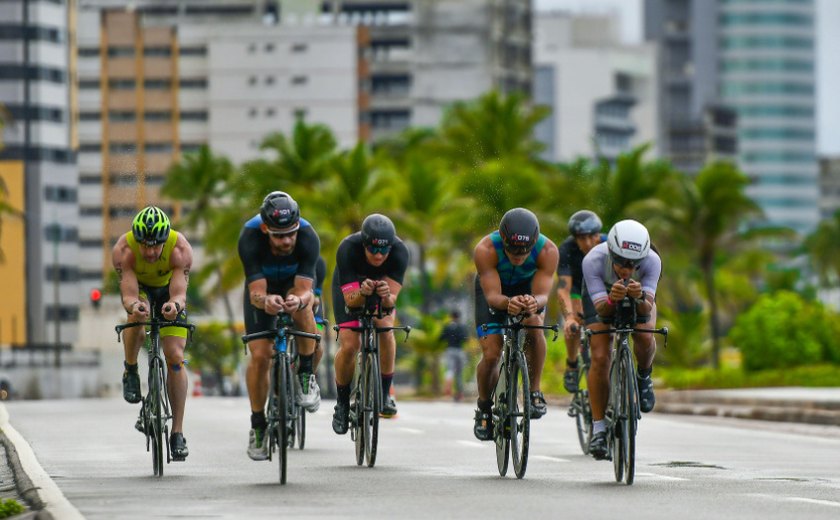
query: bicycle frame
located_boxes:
[585,296,668,484]
[333,300,411,468]
[242,313,321,484]
[115,312,194,477]
[484,313,559,479]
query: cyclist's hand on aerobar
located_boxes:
[626,279,642,299]
[129,300,149,319]
[609,280,628,302]
[521,294,539,315]
[265,294,285,315]
[283,294,302,313]
[374,280,391,299]
[507,296,526,316]
[161,301,180,321]
[360,279,377,296]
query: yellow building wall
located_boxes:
[0,161,26,345]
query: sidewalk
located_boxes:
[654,387,840,426]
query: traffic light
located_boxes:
[90,288,102,309]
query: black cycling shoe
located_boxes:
[638,374,656,413]
[473,409,493,441]
[170,433,189,461]
[589,431,609,460]
[563,367,579,393]
[332,401,350,435]
[529,391,547,419]
[122,369,141,404]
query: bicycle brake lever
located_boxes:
[402,326,412,343]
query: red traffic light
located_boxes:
[90,288,102,302]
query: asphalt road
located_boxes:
[4,397,840,519]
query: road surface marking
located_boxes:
[636,472,688,481]
[0,404,85,520]
[457,440,487,448]
[397,427,424,434]
[531,455,570,463]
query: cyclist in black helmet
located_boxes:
[556,210,606,393]
[238,191,322,461]
[112,205,194,460]
[472,208,559,441]
[331,214,410,434]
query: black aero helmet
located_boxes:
[568,210,602,236]
[260,191,300,230]
[361,213,396,248]
[499,208,539,255]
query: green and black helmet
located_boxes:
[132,206,171,245]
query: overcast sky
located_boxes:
[534,0,840,155]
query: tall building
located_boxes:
[0,0,81,345]
[533,12,658,163]
[317,0,533,141]
[76,0,363,292]
[819,157,840,221]
[645,0,818,234]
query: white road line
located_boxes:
[531,455,570,463]
[749,494,840,509]
[397,427,424,434]
[457,440,487,448]
[635,472,689,481]
[0,404,85,520]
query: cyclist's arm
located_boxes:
[167,234,193,310]
[474,237,507,311]
[636,250,662,315]
[288,276,314,309]
[556,275,574,319]
[531,240,559,310]
[111,236,141,313]
[288,227,319,309]
[379,276,402,309]
[582,250,615,318]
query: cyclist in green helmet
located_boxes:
[112,205,194,461]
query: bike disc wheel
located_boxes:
[612,356,628,482]
[574,388,592,455]
[353,357,365,466]
[297,406,306,450]
[623,352,637,485]
[510,353,530,479]
[493,386,509,477]
[363,352,381,467]
[275,360,289,484]
[150,361,165,477]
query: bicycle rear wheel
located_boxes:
[510,352,531,479]
[297,406,306,450]
[493,369,509,477]
[149,358,165,477]
[363,352,381,467]
[274,359,289,484]
[623,351,638,485]
[612,349,629,483]
[574,387,592,455]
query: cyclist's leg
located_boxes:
[121,289,150,403]
[523,312,546,392]
[289,288,318,358]
[161,335,188,431]
[631,303,657,371]
[374,313,396,402]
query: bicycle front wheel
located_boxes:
[493,371,509,477]
[510,352,531,479]
[274,359,289,484]
[297,405,306,450]
[363,352,381,467]
[623,350,638,485]
[574,385,593,455]
[149,358,165,477]
[612,348,629,483]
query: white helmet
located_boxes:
[607,219,650,265]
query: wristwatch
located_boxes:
[636,291,647,305]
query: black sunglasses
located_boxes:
[268,229,297,238]
[366,245,392,255]
[611,254,640,269]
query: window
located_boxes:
[293,108,307,120]
[291,43,308,53]
[145,143,173,153]
[109,79,135,90]
[248,43,256,54]
[249,108,258,118]
[180,78,207,89]
[265,107,275,117]
[109,174,137,186]
[81,207,103,216]
[44,186,78,203]
[80,270,104,280]
[265,76,275,86]
[109,111,135,122]
[45,265,80,282]
[291,76,307,85]
[146,175,166,186]
[78,143,101,153]
[249,76,257,86]
[43,223,78,242]
[144,79,171,89]
[265,42,275,52]
[80,175,102,185]
[107,46,135,57]
[45,305,80,322]
[143,46,171,57]
[180,111,208,121]
[144,111,172,121]
[79,240,102,248]
[109,206,137,218]
[78,47,99,57]
[179,46,207,56]
[79,111,101,121]
[79,79,99,89]
[109,142,137,154]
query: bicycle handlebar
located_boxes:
[586,326,669,348]
[115,320,195,343]
[332,323,412,343]
[480,319,561,342]
[241,328,322,345]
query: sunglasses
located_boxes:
[366,245,392,255]
[612,255,640,269]
[504,244,531,256]
[268,229,297,239]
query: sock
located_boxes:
[477,398,492,413]
[566,358,579,369]
[381,372,394,399]
[593,419,607,435]
[298,353,314,374]
[251,411,267,431]
[336,383,351,406]
[638,366,652,379]
[124,361,138,373]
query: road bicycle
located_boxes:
[585,296,668,485]
[115,312,194,477]
[334,299,410,468]
[242,313,321,484]
[485,313,559,479]
[567,321,593,455]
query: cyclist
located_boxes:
[556,210,606,393]
[581,219,661,460]
[472,208,559,441]
[112,206,193,461]
[313,255,327,373]
[331,214,409,434]
[238,191,321,461]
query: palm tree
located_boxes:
[805,211,840,286]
